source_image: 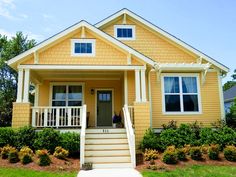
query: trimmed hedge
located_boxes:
[140,123,236,152]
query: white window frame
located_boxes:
[49,82,85,107]
[114,25,136,40]
[71,39,95,57]
[161,73,202,115]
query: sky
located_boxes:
[0,0,235,83]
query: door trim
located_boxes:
[95,88,114,127]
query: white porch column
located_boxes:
[16,68,24,103]
[141,69,147,102]
[34,84,39,106]
[124,71,128,105]
[23,69,30,103]
[135,70,141,102]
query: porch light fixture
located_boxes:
[90,89,95,95]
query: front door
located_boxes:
[96,90,112,127]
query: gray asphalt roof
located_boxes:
[224,85,236,102]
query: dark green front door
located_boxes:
[97,90,112,127]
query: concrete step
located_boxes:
[86,133,127,139]
[92,162,133,169]
[85,144,129,150]
[85,149,130,157]
[85,156,131,163]
[86,128,126,134]
[85,138,128,144]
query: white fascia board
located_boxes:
[155,63,211,71]
[95,9,229,73]
[18,64,146,70]
[7,20,155,67]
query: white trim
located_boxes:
[49,82,85,107]
[217,71,226,121]
[18,64,146,70]
[135,70,141,102]
[148,70,152,127]
[95,9,229,72]
[71,39,95,57]
[114,25,136,40]
[16,68,24,103]
[95,89,114,127]
[7,21,155,67]
[161,73,202,115]
[23,69,30,103]
[124,71,128,105]
[141,69,147,102]
[34,84,39,106]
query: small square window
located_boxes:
[114,25,135,40]
[71,39,95,56]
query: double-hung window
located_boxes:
[71,39,95,56]
[114,25,135,40]
[162,75,201,114]
[51,84,83,107]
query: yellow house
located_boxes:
[7,9,228,168]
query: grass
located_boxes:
[142,165,236,177]
[0,168,77,177]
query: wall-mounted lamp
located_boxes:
[90,89,95,95]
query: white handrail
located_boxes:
[80,104,87,168]
[123,104,136,168]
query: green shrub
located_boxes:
[176,148,187,161]
[217,127,236,149]
[199,128,217,145]
[1,145,14,159]
[59,132,80,157]
[162,120,177,130]
[224,145,236,162]
[19,146,33,164]
[190,147,202,161]
[53,146,69,160]
[143,149,158,161]
[16,126,36,150]
[160,129,179,149]
[201,145,209,154]
[36,149,51,166]
[0,128,16,147]
[162,146,177,164]
[8,149,19,163]
[208,144,220,160]
[176,124,198,146]
[140,129,163,151]
[34,128,60,153]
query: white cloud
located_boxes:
[19,13,28,19]
[0,28,45,42]
[43,13,54,20]
[0,0,15,19]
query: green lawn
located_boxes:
[142,165,236,177]
[0,168,77,177]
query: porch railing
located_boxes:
[128,106,134,126]
[80,105,87,168]
[31,106,83,128]
[123,104,136,168]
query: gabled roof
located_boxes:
[7,20,155,68]
[95,8,229,73]
[224,85,236,102]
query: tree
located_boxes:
[226,99,236,128]
[0,32,36,127]
[223,69,236,91]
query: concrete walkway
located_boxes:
[78,168,142,177]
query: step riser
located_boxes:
[85,156,131,163]
[86,129,126,133]
[92,163,133,169]
[86,134,127,139]
[85,150,130,157]
[86,139,128,144]
[85,144,129,150]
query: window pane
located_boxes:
[68,101,82,106]
[117,29,122,37]
[117,28,133,38]
[74,43,92,54]
[127,29,132,37]
[165,95,181,112]
[86,43,92,53]
[183,95,199,112]
[52,101,66,106]
[68,86,82,100]
[74,43,81,53]
[53,86,66,100]
[164,77,179,93]
[80,43,86,53]
[182,77,197,93]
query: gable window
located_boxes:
[162,74,201,114]
[114,25,135,40]
[71,39,95,56]
[51,83,84,107]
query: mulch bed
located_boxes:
[0,155,80,172]
[136,153,236,172]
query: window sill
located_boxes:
[162,111,202,115]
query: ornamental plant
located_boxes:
[208,144,220,160]
[53,146,69,160]
[190,147,203,161]
[19,146,34,164]
[8,149,19,163]
[143,149,158,161]
[224,145,236,162]
[36,149,51,166]
[176,148,187,161]
[1,145,14,159]
[162,146,178,164]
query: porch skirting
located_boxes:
[133,102,150,148]
[12,102,31,128]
